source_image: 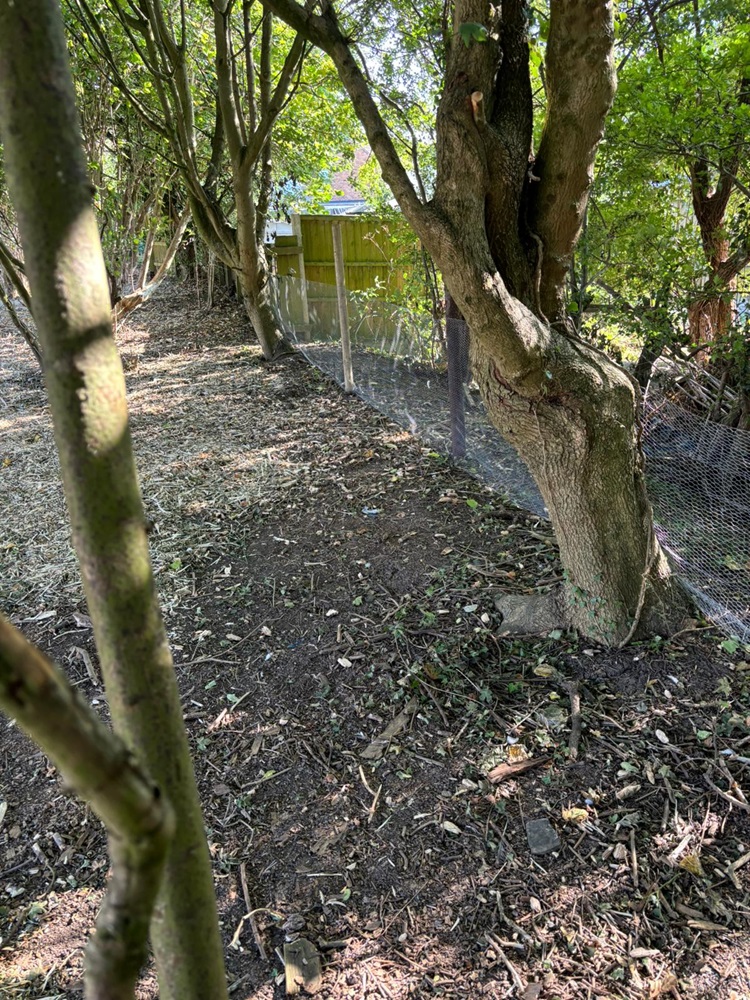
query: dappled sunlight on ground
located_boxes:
[3,285,750,999]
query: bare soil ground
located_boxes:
[2,283,750,1000]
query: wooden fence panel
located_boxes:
[275,214,411,293]
[274,214,419,334]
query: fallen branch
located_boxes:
[361,696,419,760]
[487,756,551,784]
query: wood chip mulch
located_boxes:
[2,282,750,1000]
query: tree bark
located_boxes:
[0,7,229,999]
[686,76,750,351]
[264,0,692,644]
[0,615,173,1000]
[112,206,191,324]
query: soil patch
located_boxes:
[2,283,750,999]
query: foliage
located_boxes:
[579,0,750,392]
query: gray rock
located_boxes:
[526,817,561,855]
[495,590,564,635]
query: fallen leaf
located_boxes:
[616,783,642,801]
[678,853,704,876]
[648,971,678,998]
[562,807,589,823]
[533,664,556,678]
[441,821,462,836]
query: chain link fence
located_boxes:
[275,273,750,642]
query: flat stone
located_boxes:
[526,817,561,855]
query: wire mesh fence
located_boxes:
[642,392,750,642]
[275,273,750,643]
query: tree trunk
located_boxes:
[243,274,287,357]
[0,7,229,999]
[112,206,191,324]
[687,235,736,350]
[236,197,285,358]
[687,276,735,350]
[0,615,173,1000]
[687,145,748,352]
[0,234,43,364]
[470,336,685,643]
[265,0,693,645]
[0,280,43,366]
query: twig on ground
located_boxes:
[566,680,581,757]
[239,861,268,962]
[705,774,750,813]
[487,931,524,991]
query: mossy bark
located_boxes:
[0,5,228,998]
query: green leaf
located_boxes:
[723,555,743,571]
[458,22,488,47]
[721,638,740,655]
[465,497,479,510]
[695,729,711,740]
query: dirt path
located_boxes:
[2,283,750,1000]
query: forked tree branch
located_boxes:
[0,615,173,1000]
[261,0,426,227]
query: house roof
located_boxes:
[329,147,371,202]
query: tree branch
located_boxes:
[214,1,246,164]
[0,615,173,1000]
[241,16,305,174]
[530,0,617,325]
[261,0,426,228]
[0,234,31,309]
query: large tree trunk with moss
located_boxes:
[266,0,691,645]
[0,6,229,999]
